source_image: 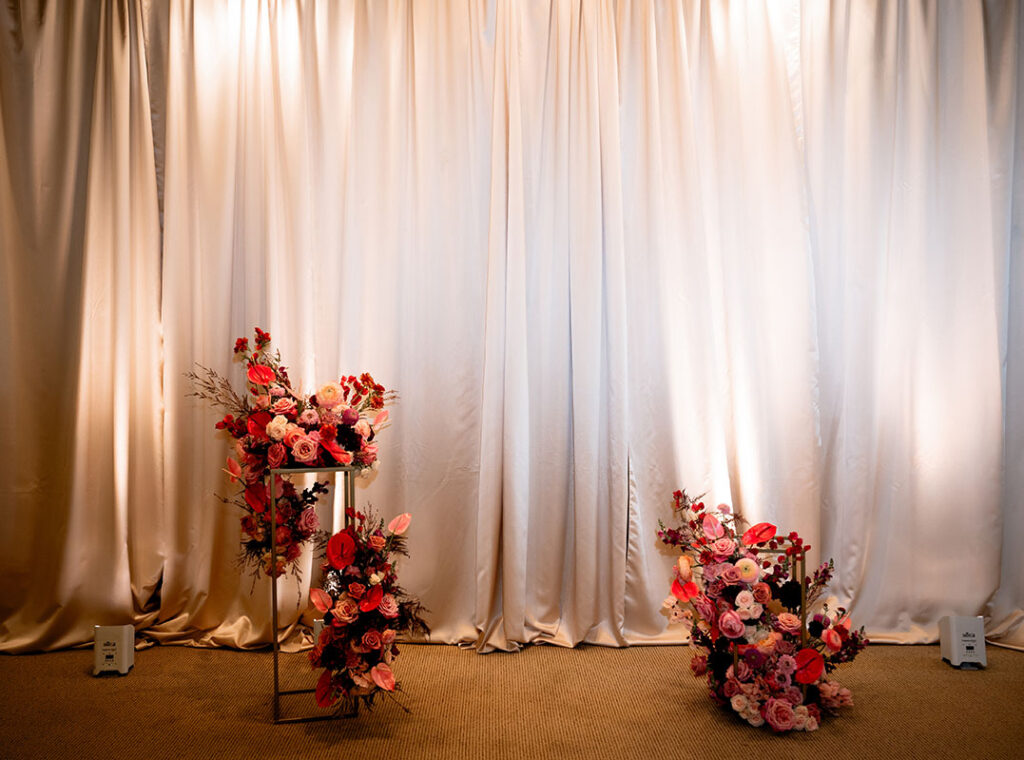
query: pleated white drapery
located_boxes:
[1,0,1022,653]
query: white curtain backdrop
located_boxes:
[2,0,1021,653]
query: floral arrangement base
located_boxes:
[658,490,867,733]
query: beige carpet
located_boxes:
[1,643,1021,759]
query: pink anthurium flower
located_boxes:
[370,663,396,691]
[310,588,332,614]
[223,457,242,483]
[387,513,412,535]
[741,522,777,546]
[702,513,725,538]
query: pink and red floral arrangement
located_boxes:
[658,490,867,733]
[189,327,394,579]
[309,510,429,710]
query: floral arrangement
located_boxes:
[188,327,394,578]
[309,509,429,711]
[657,490,867,733]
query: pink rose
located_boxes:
[718,609,746,639]
[361,630,383,650]
[752,582,772,604]
[764,697,796,732]
[774,612,803,636]
[692,594,716,623]
[354,419,371,438]
[267,443,286,469]
[711,537,737,560]
[720,565,743,585]
[378,594,400,619]
[291,436,319,463]
[283,425,305,447]
[381,629,397,646]
[368,535,387,551]
[297,507,319,536]
[271,398,296,416]
[332,596,359,625]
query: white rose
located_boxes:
[265,415,289,441]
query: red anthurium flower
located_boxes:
[327,532,356,569]
[794,648,825,684]
[315,669,336,707]
[702,513,725,538]
[247,363,276,386]
[671,578,700,602]
[246,410,273,441]
[244,484,267,514]
[310,588,332,614]
[359,584,383,612]
[741,522,777,546]
[321,437,354,464]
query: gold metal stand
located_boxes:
[269,464,360,724]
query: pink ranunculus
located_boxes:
[368,535,387,551]
[752,582,772,604]
[774,612,803,636]
[822,627,842,652]
[361,630,383,650]
[317,382,344,409]
[676,554,693,582]
[267,443,286,469]
[734,557,760,583]
[718,609,746,639]
[291,436,319,463]
[711,537,737,560]
[297,508,319,536]
[764,697,796,732]
[387,513,412,535]
[378,594,400,619]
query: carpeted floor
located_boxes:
[0,643,1021,759]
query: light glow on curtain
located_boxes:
[1,0,1021,653]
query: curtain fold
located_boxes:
[2,0,1022,654]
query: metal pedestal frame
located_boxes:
[269,464,360,724]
